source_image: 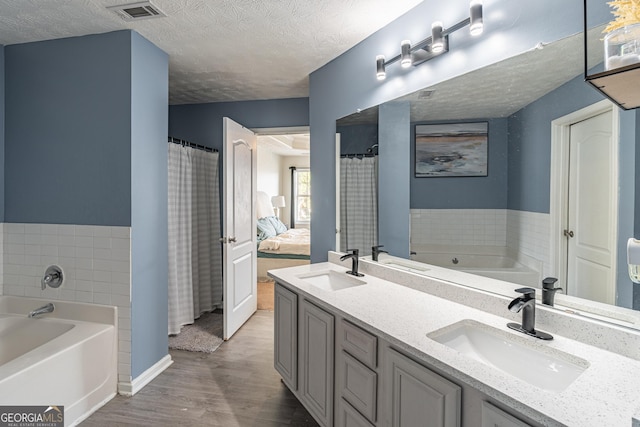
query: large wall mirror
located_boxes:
[336,27,640,329]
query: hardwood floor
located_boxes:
[82,310,319,427]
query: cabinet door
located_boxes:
[274,283,297,390]
[300,299,335,426]
[384,348,461,427]
[481,401,532,427]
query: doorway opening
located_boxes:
[255,127,311,310]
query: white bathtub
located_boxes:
[0,296,117,426]
[410,245,541,287]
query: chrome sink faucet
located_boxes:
[507,288,553,340]
[371,245,388,261]
[28,303,55,318]
[340,249,364,277]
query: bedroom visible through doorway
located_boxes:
[256,130,311,309]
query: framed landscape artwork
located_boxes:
[415,122,488,177]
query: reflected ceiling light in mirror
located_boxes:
[431,21,444,53]
[401,40,412,68]
[374,2,484,80]
[470,0,483,36]
[376,55,386,80]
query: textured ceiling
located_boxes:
[0,0,422,104]
[338,28,606,126]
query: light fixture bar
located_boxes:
[381,17,471,67]
[374,1,483,80]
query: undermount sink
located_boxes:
[297,270,366,291]
[428,320,589,392]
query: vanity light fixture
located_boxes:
[375,0,484,80]
[400,40,412,68]
[376,55,386,80]
[469,0,483,36]
[431,22,444,53]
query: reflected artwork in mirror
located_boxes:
[336,28,640,329]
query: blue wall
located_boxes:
[169,98,309,149]
[308,0,611,263]
[0,45,4,222]
[337,123,378,155]
[130,33,169,378]
[379,102,410,257]
[4,31,132,225]
[410,118,508,209]
[507,74,605,213]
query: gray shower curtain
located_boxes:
[340,156,378,256]
[167,144,222,335]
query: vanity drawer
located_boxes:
[341,319,377,369]
[340,351,377,423]
[338,398,375,427]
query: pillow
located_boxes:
[269,216,288,235]
[256,217,277,242]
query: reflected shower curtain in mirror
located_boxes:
[340,156,378,256]
[168,144,222,335]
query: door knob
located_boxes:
[563,230,574,238]
[229,237,237,243]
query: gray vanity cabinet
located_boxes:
[274,281,536,427]
[274,284,298,391]
[383,348,461,427]
[300,299,335,427]
[336,319,379,427]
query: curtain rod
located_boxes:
[168,136,218,153]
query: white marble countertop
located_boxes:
[269,262,640,427]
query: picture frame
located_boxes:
[415,122,488,177]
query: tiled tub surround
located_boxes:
[410,209,507,247]
[0,223,132,391]
[273,256,640,426]
[410,209,551,276]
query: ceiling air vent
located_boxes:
[108,1,166,21]
[418,90,435,99]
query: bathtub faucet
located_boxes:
[41,265,63,290]
[28,303,55,318]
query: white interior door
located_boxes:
[566,110,616,304]
[223,117,257,340]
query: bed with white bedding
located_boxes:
[256,192,310,279]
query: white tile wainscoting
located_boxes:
[0,223,133,389]
[410,209,507,247]
[506,210,551,277]
[410,209,550,275]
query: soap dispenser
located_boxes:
[627,238,640,283]
[541,277,563,306]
